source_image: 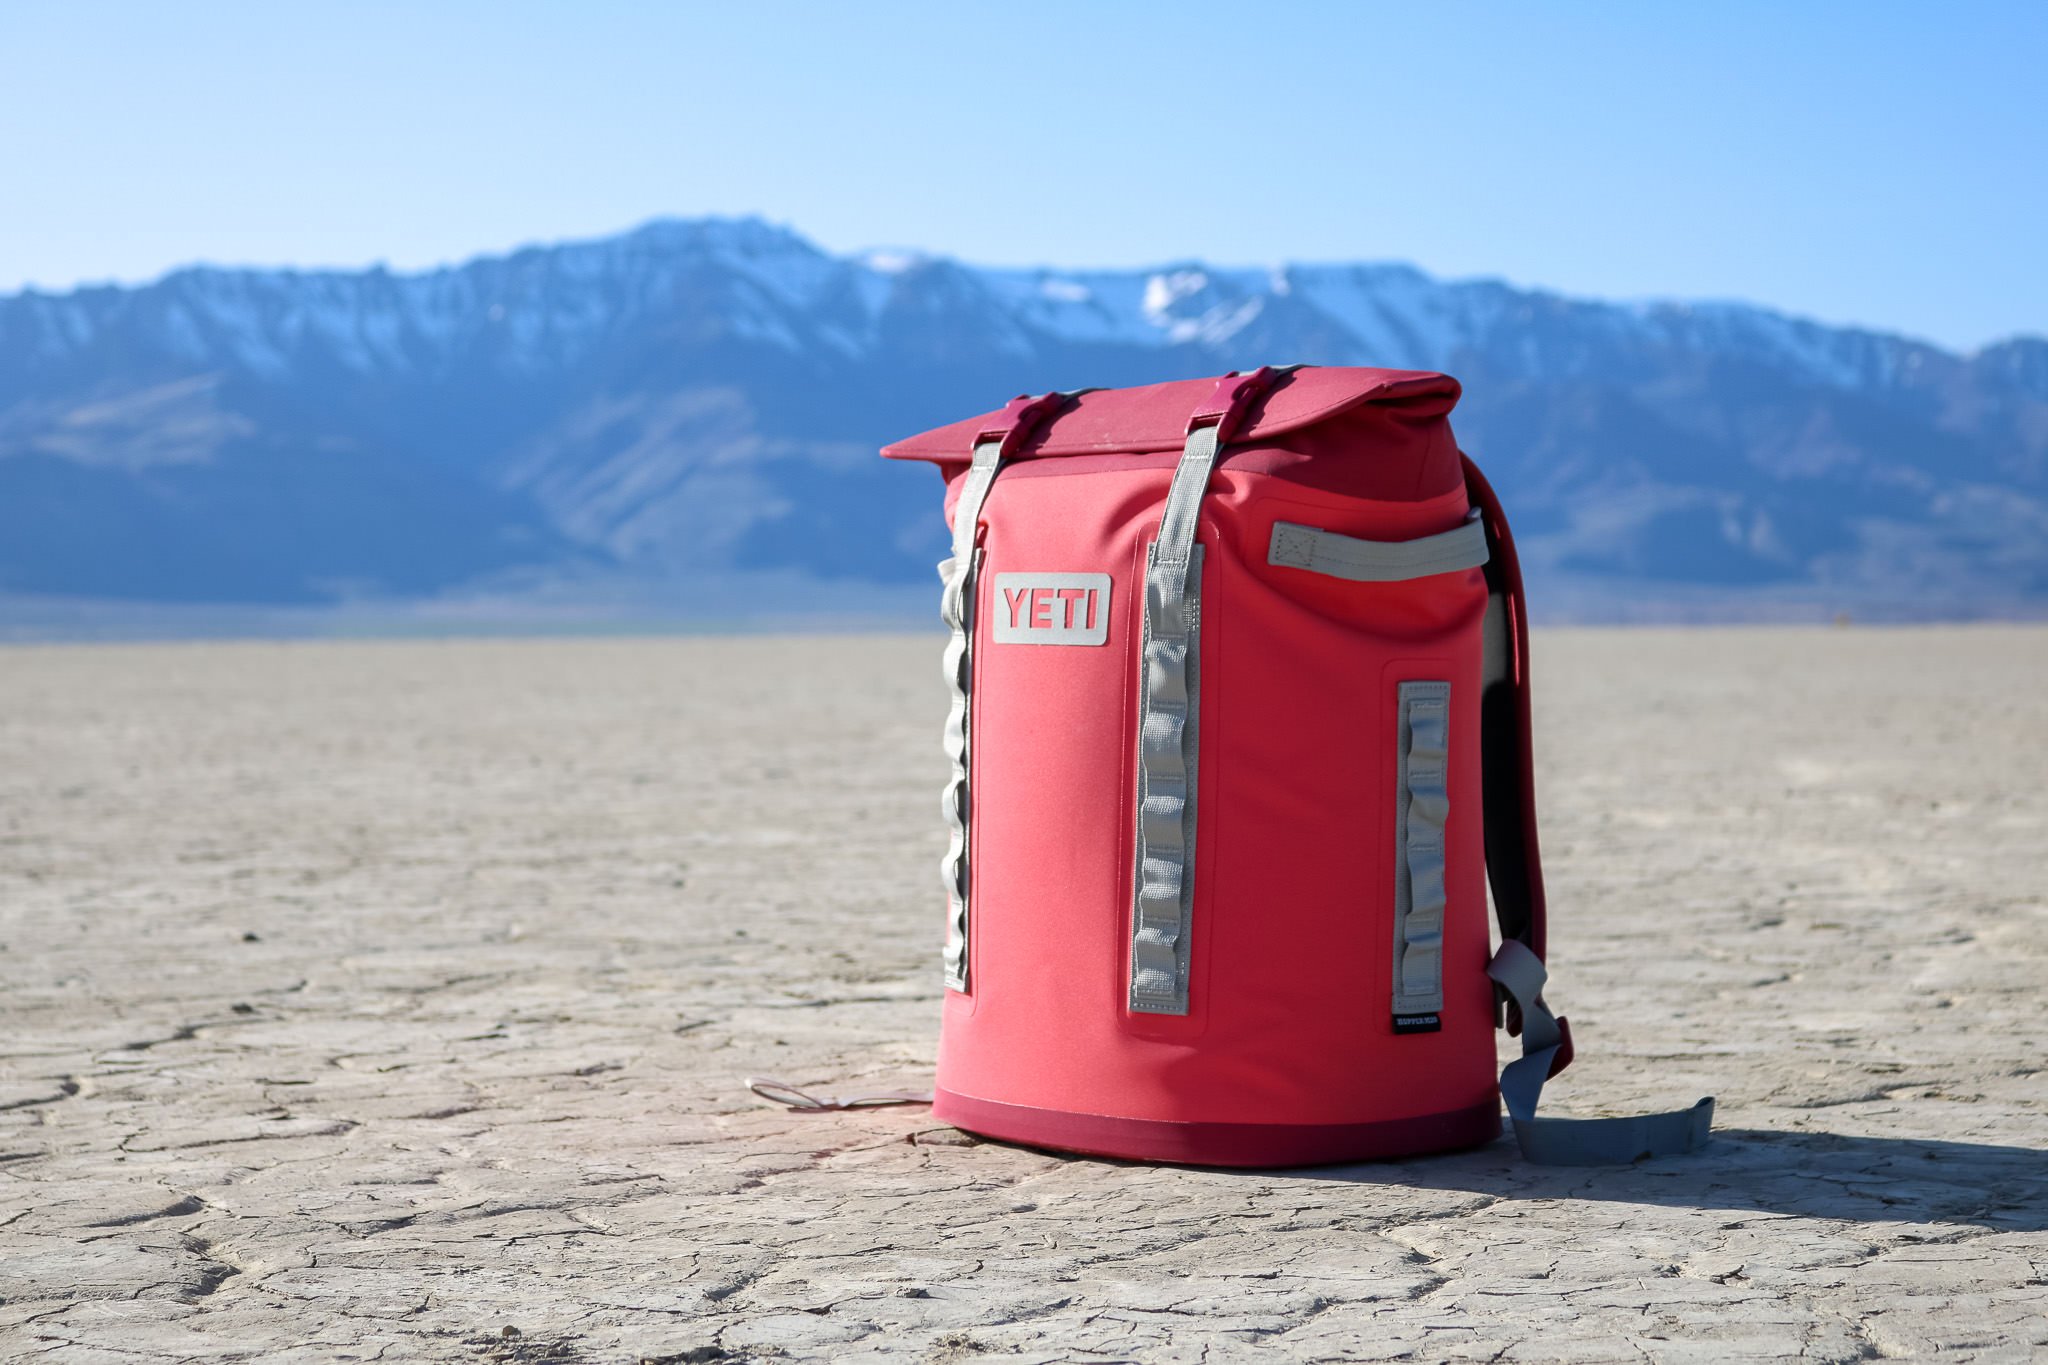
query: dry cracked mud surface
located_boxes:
[2,628,2044,1363]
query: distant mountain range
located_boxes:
[2,216,2044,624]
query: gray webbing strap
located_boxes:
[938,438,1005,992]
[1393,682,1449,1025]
[1128,420,1222,1014]
[1487,939,1715,1164]
[1269,509,1489,582]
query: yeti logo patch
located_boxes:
[991,573,1111,646]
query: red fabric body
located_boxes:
[885,369,1503,1166]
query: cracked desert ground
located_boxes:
[2,627,2044,1364]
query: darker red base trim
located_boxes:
[933,1088,1502,1168]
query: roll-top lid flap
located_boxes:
[881,366,1460,463]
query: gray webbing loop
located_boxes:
[938,437,1005,992]
[1269,509,1490,582]
[1486,940,1715,1164]
[1393,682,1450,1023]
[1128,419,1222,1014]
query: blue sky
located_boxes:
[2,1,2041,351]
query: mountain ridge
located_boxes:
[13,215,2040,362]
[3,216,2043,618]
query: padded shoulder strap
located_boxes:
[1462,454,1714,1164]
[1465,456,1545,964]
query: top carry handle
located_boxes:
[938,389,1074,992]
[1129,367,1298,1014]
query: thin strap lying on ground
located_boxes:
[746,1077,934,1111]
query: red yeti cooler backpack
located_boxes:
[879,366,1713,1167]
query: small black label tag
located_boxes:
[1392,1013,1442,1035]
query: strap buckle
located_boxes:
[1185,365,1282,445]
[974,391,1068,459]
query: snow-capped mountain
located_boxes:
[2,216,2043,617]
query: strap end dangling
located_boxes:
[746,1077,933,1112]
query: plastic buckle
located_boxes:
[974,391,1067,459]
[1185,365,1279,445]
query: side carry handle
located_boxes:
[1267,509,1490,583]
